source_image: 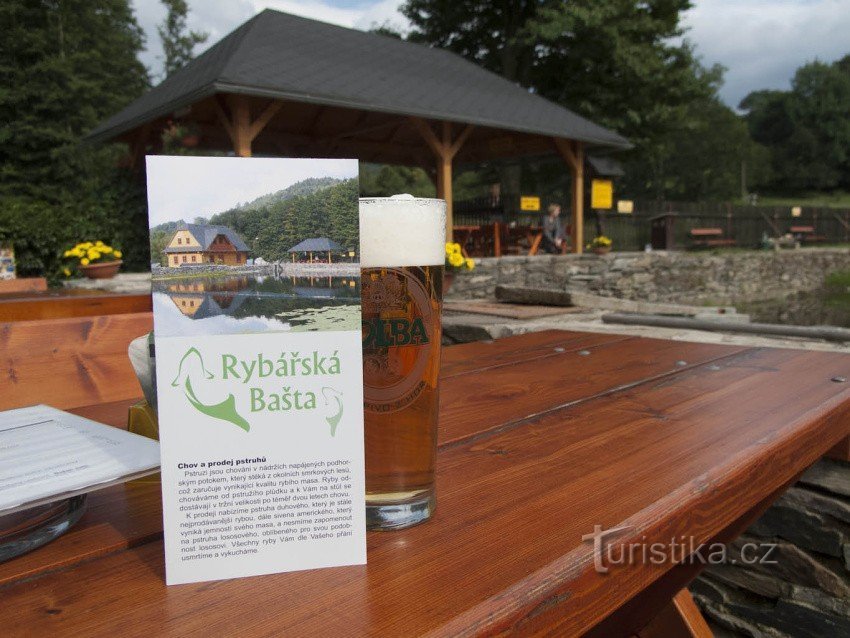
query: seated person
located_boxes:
[542,203,566,254]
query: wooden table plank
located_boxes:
[0,399,163,587]
[438,336,747,446]
[3,344,848,637]
[0,482,162,587]
[440,329,630,378]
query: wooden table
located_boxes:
[3,330,850,636]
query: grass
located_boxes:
[825,271,850,288]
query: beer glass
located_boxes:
[359,196,446,530]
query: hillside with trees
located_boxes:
[149,178,359,264]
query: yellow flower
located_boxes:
[62,268,71,277]
[101,246,113,254]
[95,240,104,246]
[114,250,122,258]
[81,258,90,266]
[448,252,464,268]
[445,242,454,254]
[88,250,100,261]
[465,258,475,270]
[63,250,72,257]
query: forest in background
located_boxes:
[2,0,850,279]
[149,178,359,264]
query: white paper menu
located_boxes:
[145,156,366,585]
[0,405,160,515]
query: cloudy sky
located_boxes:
[145,156,357,227]
[132,0,850,108]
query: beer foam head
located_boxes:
[359,195,446,267]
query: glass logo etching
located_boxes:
[361,266,442,413]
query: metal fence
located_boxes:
[454,197,850,251]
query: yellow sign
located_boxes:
[520,196,541,212]
[591,179,613,209]
[791,206,802,217]
[617,200,634,214]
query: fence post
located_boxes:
[726,202,733,240]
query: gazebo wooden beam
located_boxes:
[249,100,283,140]
[553,137,585,254]
[409,117,475,240]
[213,95,284,157]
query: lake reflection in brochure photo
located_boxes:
[151,274,361,337]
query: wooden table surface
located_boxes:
[2,330,849,637]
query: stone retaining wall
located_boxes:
[448,249,850,304]
[693,458,850,637]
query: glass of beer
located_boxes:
[359,195,446,530]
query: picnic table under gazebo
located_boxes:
[288,237,344,263]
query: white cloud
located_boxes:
[683,0,850,106]
[132,0,408,79]
[132,1,850,106]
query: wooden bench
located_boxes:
[528,224,571,256]
[0,312,152,410]
[3,329,850,636]
[0,277,47,294]
[789,225,827,244]
[688,227,736,248]
[0,290,151,322]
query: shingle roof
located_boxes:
[87,9,627,149]
[164,223,250,253]
[288,237,343,253]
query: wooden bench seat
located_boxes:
[0,312,152,410]
[688,227,736,248]
[789,226,827,243]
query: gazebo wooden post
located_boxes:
[128,123,152,170]
[553,138,585,254]
[215,95,283,158]
[409,117,474,241]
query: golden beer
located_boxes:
[359,197,446,530]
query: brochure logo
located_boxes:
[172,347,251,432]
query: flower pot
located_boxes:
[592,246,611,255]
[80,260,122,279]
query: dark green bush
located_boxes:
[0,175,150,283]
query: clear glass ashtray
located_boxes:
[0,495,87,563]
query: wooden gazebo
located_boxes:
[88,9,629,253]
[288,237,343,264]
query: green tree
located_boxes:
[0,0,149,200]
[359,164,434,197]
[741,56,850,194]
[0,0,151,277]
[401,1,718,199]
[157,0,207,78]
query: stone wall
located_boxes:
[448,248,850,305]
[693,458,850,638]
